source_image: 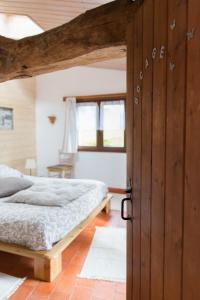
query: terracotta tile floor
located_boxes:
[0,210,126,300]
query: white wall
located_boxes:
[36,66,127,188]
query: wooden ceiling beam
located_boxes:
[0,0,142,82]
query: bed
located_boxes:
[0,169,111,281]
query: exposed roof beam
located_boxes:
[0,0,142,82]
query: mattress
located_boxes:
[0,176,107,251]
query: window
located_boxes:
[0,13,43,40]
[76,94,126,152]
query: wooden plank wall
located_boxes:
[127,0,200,299]
[0,78,36,173]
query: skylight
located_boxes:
[0,13,43,40]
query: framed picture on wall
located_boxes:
[0,107,14,130]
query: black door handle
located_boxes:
[121,197,132,221]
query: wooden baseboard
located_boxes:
[108,187,126,194]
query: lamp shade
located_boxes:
[25,158,36,170]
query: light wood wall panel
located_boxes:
[127,0,200,299]
[0,78,36,173]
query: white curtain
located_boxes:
[61,97,78,154]
[100,100,125,130]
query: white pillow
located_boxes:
[0,165,23,178]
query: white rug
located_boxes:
[0,272,25,300]
[78,227,126,282]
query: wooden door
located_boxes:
[126,0,200,299]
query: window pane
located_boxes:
[100,100,125,131]
[78,129,96,147]
[100,100,125,148]
[77,103,97,147]
[103,130,125,147]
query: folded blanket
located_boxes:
[6,181,96,207]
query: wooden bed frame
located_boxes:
[0,194,112,282]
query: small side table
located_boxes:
[47,164,73,178]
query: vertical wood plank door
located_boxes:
[140,1,153,300]
[164,0,187,299]
[183,0,200,299]
[151,0,167,298]
[126,21,134,300]
[126,0,200,299]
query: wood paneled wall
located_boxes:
[127,0,200,299]
[0,78,36,173]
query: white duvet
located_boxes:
[0,176,107,250]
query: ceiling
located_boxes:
[0,0,126,70]
[0,0,111,31]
